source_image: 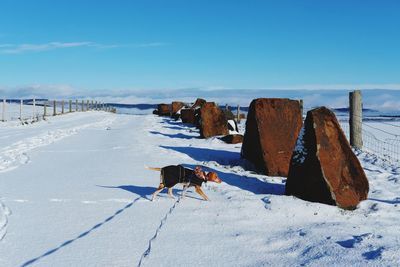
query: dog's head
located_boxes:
[206,172,222,183]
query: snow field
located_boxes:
[0,112,399,266]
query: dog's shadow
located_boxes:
[98,184,203,201]
[183,164,285,195]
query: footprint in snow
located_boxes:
[362,247,384,260]
[336,233,373,248]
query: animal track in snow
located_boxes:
[0,201,11,241]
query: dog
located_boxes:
[146,165,221,201]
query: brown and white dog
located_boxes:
[146,165,221,201]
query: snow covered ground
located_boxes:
[0,111,399,266]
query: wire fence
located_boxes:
[1,99,112,124]
[304,105,400,163]
[339,116,399,163]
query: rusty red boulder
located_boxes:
[157,104,171,116]
[285,107,369,210]
[171,101,185,115]
[220,134,244,144]
[180,108,198,125]
[191,98,207,109]
[241,98,303,176]
[199,102,229,138]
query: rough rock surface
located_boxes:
[199,102,229,138]
[241,98,303,176]
[220,134,244,144]
[191,98,207,109]
[285,107,369,210]
[180,109,198,125]
[171,101,185,115]
[157,104,171,116]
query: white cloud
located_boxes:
[1,84,400,111]
[0,41,169,54]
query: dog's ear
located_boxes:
[207,172,222,183]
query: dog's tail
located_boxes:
[145,165,162,172]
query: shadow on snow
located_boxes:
[150,131,196,140]
[20,196,139,267]
[183,163,284,195]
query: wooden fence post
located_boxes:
[349,90,363,149]
[2,99,6,122]
[53,100,57,116]
[43,101,47,118]
[299,99,304,117]
[75,100,78,111]
[236,105,240,123]
[69,100,72,113]
[86,100,89,111]
[33,98,36,120]
[61,100,65,114]
[20,99,23,120]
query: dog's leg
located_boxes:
[167,187,175,199]
[195,186,209,201]
[182,184,188,198]
[151,183,165,201]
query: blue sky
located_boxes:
[0,0,400,93]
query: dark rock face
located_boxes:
[180,109,198,124]
[199,102,229,138]
[241,98,303,177]
[191,98,207,109]
[157,104,171,116]
[220,134,244,144]
[285,107,369,210]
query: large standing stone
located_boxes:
[241,98,303,176]
[157,104,171,116]
[171,101,185,115]
[191,98,207,109]
[285,107,369,210]
[180,108,198,125]
[199,102,229,138]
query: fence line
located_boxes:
[0,99,114,124]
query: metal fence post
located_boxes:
[349,90,363,149]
